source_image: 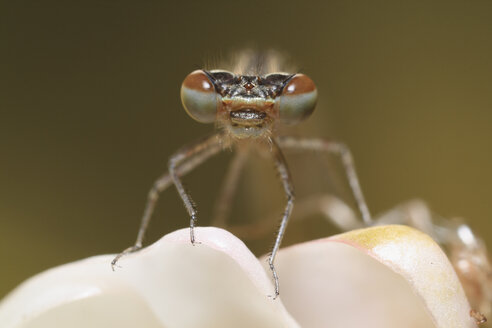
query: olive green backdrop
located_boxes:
[1,0,491,306]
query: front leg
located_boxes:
[268,138,295,299]
[276,136,372,225]
[112,133,226,269]
[169,133,227,245]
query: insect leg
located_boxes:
[169,133,227,245]
[268,138,295,298]
[212,149,248,228]
[111,133,225,269]
[276,136,372,225]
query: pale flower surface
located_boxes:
[0,226,477,328]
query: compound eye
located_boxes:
[278,74,317,125]
[180,70,218,123]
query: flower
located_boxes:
[0,225,478,328]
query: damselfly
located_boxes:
[111,50,372,298]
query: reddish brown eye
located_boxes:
[180,70,218,123]
[278,74,317,125]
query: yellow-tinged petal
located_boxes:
[331,225,478,328]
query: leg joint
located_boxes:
[148,187,159,201]
[286,191,295,202]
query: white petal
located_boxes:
[267,225,477,328]
[0,227,299,328]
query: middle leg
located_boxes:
[212,149,248,228]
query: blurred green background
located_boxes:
[1,0,491,309]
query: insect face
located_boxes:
[180,70,318,139]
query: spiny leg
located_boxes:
[268,138,295,299]
[212,149,248,228]
[111,133,225,269]
[111,172,172,269]
[169,133,227,245]
[276,136,372,225]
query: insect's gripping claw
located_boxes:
[111,245,142,271]
[190,214,199,245]
[470,309,487,325]
[267,257,280,300]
